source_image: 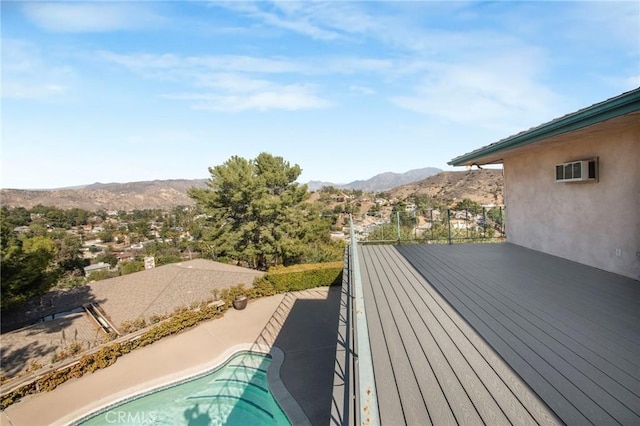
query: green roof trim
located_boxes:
[449,87,640,166]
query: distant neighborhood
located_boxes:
[0,167,505,325]
[2,168,504,286]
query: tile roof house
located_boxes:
[449,88,640,280]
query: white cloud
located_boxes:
[164,84,330,112]
[98,51,303,76]
[1,39,74,100]
[98,50,331,111]
[214,1,517,56]
[565,2,640,50]
[216,1,344,41]
[195,73,273,93]
[21,2,163,33]
[3,82,69,100]
[392,51,563,133]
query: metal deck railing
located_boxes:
[349,215,380,426]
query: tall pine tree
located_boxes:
[189,153,311,269]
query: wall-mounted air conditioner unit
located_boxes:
[556,158,598,182]
[555,158,598,183]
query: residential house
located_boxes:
[449,87,639,279]
[404,203,417,212]
[83,262,111,275]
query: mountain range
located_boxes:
[0,180,208,212]
[307,167,442,192]
[0,167,503,211]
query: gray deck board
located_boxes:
[369,246,505,425]
[359,244,561,425]
[362,248,433,425]
[360,249,407,425]
[423,245,640,402]
[399,250,623,424]
[366,246,462,425]
[394,243,640,425]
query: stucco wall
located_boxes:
[504,124,639,280]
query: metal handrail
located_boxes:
[349,215,380,426]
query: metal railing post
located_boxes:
[447,209,452,245]
[482,207,486,239]
[430,209,434,240]
[465,209,469,239]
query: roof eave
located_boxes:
[448,87,640,167]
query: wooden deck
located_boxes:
[359,243,640,425]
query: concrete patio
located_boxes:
[1,286,342,426]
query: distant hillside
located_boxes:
[1,179,208,211]
[307,167,442,192]
[388,169,504,205]
[306,181,340,192]
[0,168,500,212]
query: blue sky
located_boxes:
[1,1,638,189]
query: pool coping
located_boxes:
[54,343,310,426]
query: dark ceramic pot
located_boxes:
[233,295,248,310]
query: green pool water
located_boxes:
[77,351,291,425]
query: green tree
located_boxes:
[189,153,312,269]
[46,208,69,228]
[366,223,415,241]
[487,206,504,229]
[96,252,119,268]
[1,221,60,309]
[129,219,150,239]
[1,206,31,226]
[54,233,87,275]
[98,230,115,243]
[121,260,144,275]
[65,208,90,226]
[454,198,483,216]
[390,204,416,228]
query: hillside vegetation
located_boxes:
[1,180,207,211]
[388,169,503,206]
[1,170,502,212]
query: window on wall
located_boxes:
[555,158,598,182]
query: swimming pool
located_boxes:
[76,351,291,425]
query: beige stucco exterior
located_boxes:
[502,115,639,279]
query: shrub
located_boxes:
[87,270,119,281]
[149,313,168,324]
[68,341,83,356]
[264,261,343,293]
[248,277,277,298]
[26,359,43,373]
[51,350,69,364]
[120,317,147,334]
[120,260,144,275]
[219,285,248,306]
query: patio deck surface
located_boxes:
[359,243,639,425]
